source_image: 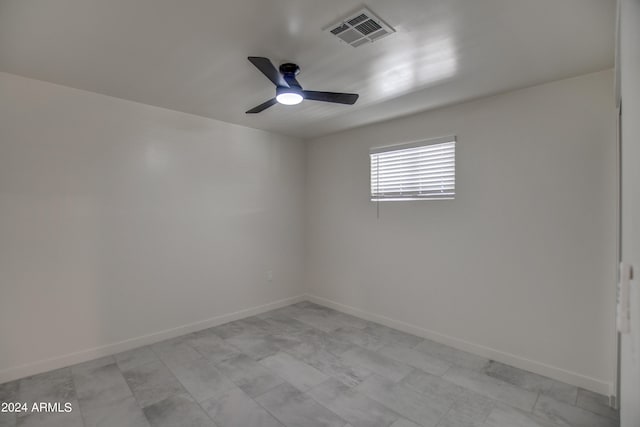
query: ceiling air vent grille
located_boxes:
[331,24,349,35]
[324,7,395,48]
[347,14,368,26]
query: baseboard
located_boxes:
[0,295,305,384]
[2,293,614,397]
[306,294,613,396]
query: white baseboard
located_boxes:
[0,295,305,384]
[306,294,613,396]
[2,293,614,397]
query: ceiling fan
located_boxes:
[245,57,359,114]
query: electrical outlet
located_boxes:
[267,270,273,282]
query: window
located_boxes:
[370,136,456,201]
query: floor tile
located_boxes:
[290,329,353,356]
[533,394,617,427]
[122,361,185,408]
[389,420,421,427]
[289,304,370,330]
[73,362,132,403]
[213,318,270,339]
[401,371,495,423]
[362,324,422,349]
[332,327,386,351]
[292,312,346,333]
[284,304,347,333]
[151,336,203,370]
[261,306,307,321]
[330,312,370,330]
[268,332,310,353]
[448,388,496,424]
[0,381,18,402]
[186,331,242,364]
[242,316,277,331]
[355,374,451,427]
[258,311,315,335]
[300,304,370,330]
[3,303,601,427]
[285,344,372,388]
[16,369,75,415]
[414,341,489,372]
[201,387,284,427]
[225,332,283,360]
[0,412,16,427]
[442,367,538,412]
[15,403,83,427]
[169,358,236,402]
[483,361,577,404]
[308,378,399,427]
[378,345,451,376]
[71,357,149,427]
[255,383,346,427]
[401,369,464,401]
[575,388,618,421]
[484,404,557,427]
[260,352,329,392]
[437,409,485,427]
[79,394,149,427]
[116,347,159,371]
[341,347,412,382]
[143,393,215,427]
[215,354,284,397]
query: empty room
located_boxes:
[1,0,640,426]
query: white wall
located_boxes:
[305,70,617,394]
[619,0,640,425]
[0,72,306,382]
[0,68,618,395]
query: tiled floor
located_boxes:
[0,302,619,427]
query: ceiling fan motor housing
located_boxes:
[279,63,301,80]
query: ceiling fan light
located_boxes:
[276,87,303,105]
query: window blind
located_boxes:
[370,137,455,201]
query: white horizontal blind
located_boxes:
[370,137,455,201]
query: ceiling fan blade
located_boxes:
[283,74,302,89]
[248,57,288,88]
[303,91,359,105]
[246,98,277,114]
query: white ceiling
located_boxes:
[0,0,615,139]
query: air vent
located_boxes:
[324,7,395,48]
[331,24,349,35]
